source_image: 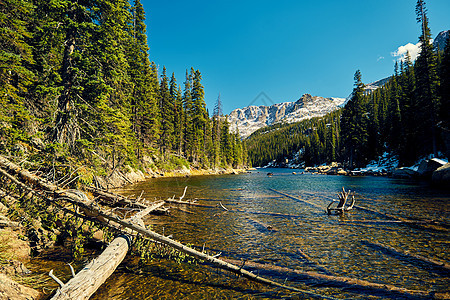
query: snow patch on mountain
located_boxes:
[228,94,345,138]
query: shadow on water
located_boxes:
[360,240,450,277]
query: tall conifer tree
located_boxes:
[0,0,35,145]
[414,0,439,156]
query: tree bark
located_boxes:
[51,235,130,300]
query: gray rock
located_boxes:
[417,158,446,178]
[392,167,419,179]
[432,163,450,188]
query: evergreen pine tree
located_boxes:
[50,0,94,147]
[340,70,369,168]
[191,69,207,163]
[159,67,174,154]
[398,52,417,164]
[212,94,223,167]
[414,0,439,156]
[182,69,194,159]
[169,73,184,154]
[0,0,35,146]
[128,0,159,155]
[387,64,403,153]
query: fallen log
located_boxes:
[131,201,165,220]
[0,156,92,207]
[297,249,312,261]
[128,201,165,227]
[268,188,324,210]
[353,205,449,232]
[218,202,228,211]
[361,240,450,274]
[220,258,432,299]
[86,186,147,209]
[51,235,131,300]
[164,199,214,208]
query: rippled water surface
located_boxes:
[89,169,449,299]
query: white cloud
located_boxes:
[377,56,385,61]
[392,42,421,62]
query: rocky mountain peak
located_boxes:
[228,94,345,138]
[433,30,449,51]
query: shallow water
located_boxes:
[41,169,450,299]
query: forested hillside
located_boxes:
[247,1,450,168]
[0,0,246,180]
[245,111,341,167]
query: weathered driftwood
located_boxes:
[327,187,355,214]
[268,188,324,210]
[51,235,130,300]
[166,193,305,218]
[218,202,228,211]
[87,186,147,209]
[127,201,165,227]
[0,156,92,207]
[361,240,450,273]
[179,186,188,201]
[164,198,213,208]
[131,201,165,220]
[220,258,432,299]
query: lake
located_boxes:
[90,168,449,299]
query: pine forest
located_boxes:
[0,0,247,180]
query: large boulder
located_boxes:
[417,158,447,178]
[392,167,419,179]
[432,163,450,188]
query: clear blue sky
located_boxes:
[141,0,450,114]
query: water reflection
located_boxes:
[90,169,449,299]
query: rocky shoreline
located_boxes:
[301,159,450,188]
[93,166,248,190]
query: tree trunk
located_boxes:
[51,235,130,300]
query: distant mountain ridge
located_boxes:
[228,94,346,138]
[433,30,449,51]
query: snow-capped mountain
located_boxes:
[362,77,391,95]
[228,94,346,138]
